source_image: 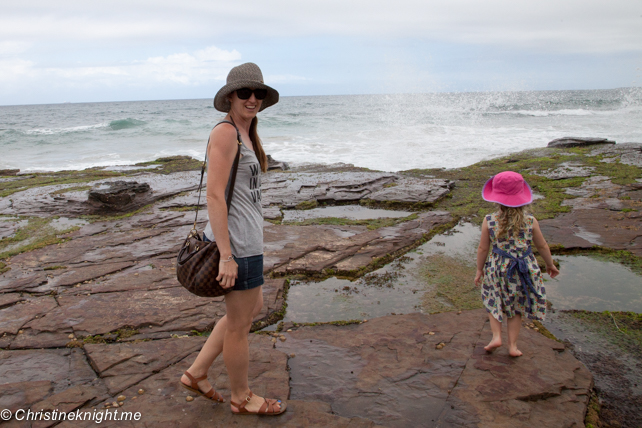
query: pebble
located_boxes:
[18,330,23,334]
[68,334,75,339]
[271,338,277,343]
[118,401,124,406]
[289,353,296,358]
[436,343,445,349]
[363,320,368,323]
[103,403,110,408]
[279,337,286,342]
[457,311,462,315]
[186,396,194,402]
[134,273,139,276]
[286,329,292,332]
[534,328,539,332]
[138,389,145,395]
[117,395,126,401]
[428,332,435,335]
[111,402,118,407]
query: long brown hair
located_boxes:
[496,204,527,240]
[249,117,268,173]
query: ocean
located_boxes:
[1,88,640,173]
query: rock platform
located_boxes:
[4,143,642,426]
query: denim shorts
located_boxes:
[203,235,264,291]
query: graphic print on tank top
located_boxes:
[249,163,261,204]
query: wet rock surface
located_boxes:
[87,181,152,213]
[540,173,642,256]
[262,171,453,208]
[590,142,642,167]
[544,310,642,428]
[548,137,616,148]
[2,145,640,426]
[277,311,591,428]
[532,162,595,180]
[267,154,289,171]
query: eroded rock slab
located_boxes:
[262,172,452,208]
[55,335,371,428]
[265,211,452,275]
[548,137,616,148]
[85,336,207,395]
[276,310,591,427]
[0,171,201,218]
[87,181,152,214]
[544,310,642,428]
[540,209,642,256]
[533,162,595,180]
[441,320,592,427]
[28,287,225,339]
[589,142,642,167]
[0,348,100,395]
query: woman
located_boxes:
[179,62,286,415]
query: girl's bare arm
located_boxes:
[475,217,491,286]
[531,218,560,278]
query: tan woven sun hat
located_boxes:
[214,62,279,112]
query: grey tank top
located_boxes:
[203,130,263,258]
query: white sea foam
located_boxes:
[23,122,108,135]
[1,88,641,172]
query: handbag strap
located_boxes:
[190,119,242,236]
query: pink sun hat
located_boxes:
[482,171,533,207]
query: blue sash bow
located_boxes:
[492,246,541,313]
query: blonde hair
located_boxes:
[496,204,527,240]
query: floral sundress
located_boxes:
[481,212,547,322]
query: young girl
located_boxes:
[474,171,559,357]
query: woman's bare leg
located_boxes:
[506,314,523,357]
[224,286,281,413]
[181,287,264,397]
[484,313,502,352]
[180,315,228,397]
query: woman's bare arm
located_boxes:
[205,122,239,288]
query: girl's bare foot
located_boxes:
[484,336,502,352]
[508,347,523,357]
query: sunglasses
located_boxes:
[236,88,268,100]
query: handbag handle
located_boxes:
[190,120,242,236]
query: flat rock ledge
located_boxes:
[547,137,616,148]
[0,310,592,427]
[278,310,592,428]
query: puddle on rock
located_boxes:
[275,219,642,327]
[50,217,88,231]
[100,165,161,172]
[545,255,642,312]
[280,222,481,324]
[283,205,412,222]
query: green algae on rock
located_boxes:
[404,146,642,224]
[133,155,202,175]
[0,169,124,198]
[419,253,482,313]
[0,216,79,261]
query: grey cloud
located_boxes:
[1,0,641,53]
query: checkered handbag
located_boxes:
[176,120,242,297]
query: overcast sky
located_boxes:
[1,0,641,105]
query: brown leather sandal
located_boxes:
[180,371,225,403]
[230,391,287,415]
